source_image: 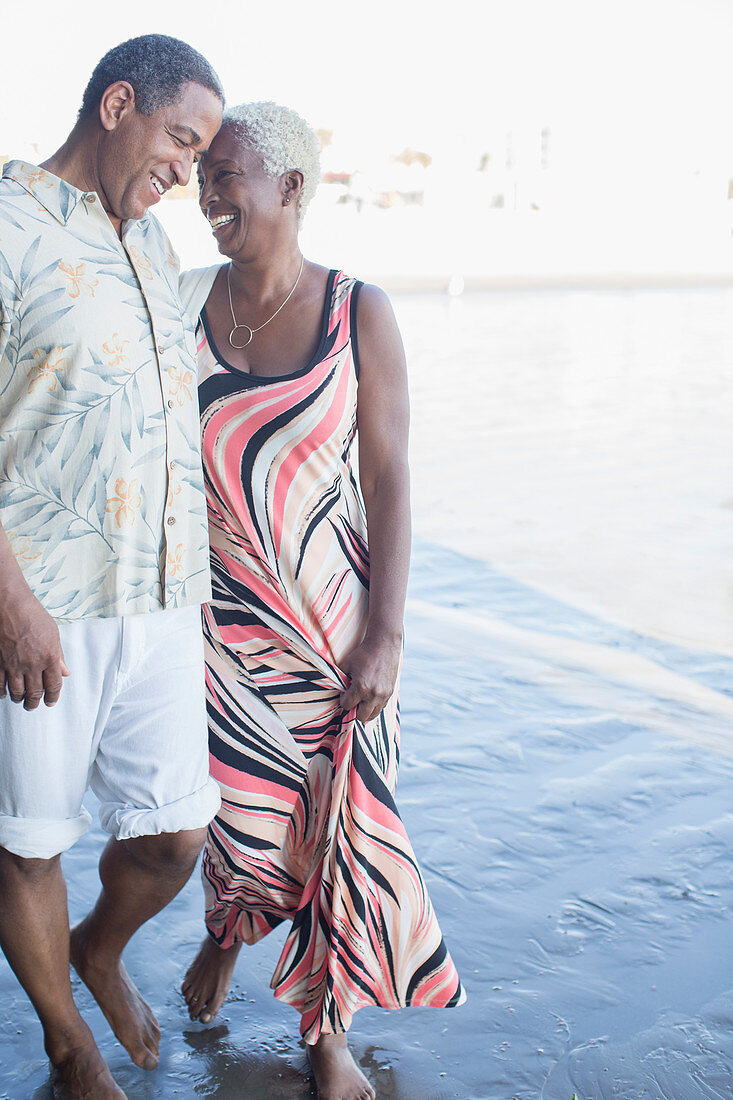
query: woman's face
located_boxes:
[197,127,284,258]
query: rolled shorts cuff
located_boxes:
[99,777,221,841]
[0,808,93,860]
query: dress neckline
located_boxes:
[200,268,338,384]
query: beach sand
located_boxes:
[2,287,732,1099]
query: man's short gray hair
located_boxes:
[222,102,321,222]
[79,34,224,120]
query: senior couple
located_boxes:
[0,34,463,1100]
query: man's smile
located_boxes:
[150,173,168,197]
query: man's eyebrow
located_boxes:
[170,124,203,146]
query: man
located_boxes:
[0,35,223,1099]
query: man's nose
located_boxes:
[173,147,196,188]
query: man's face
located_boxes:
[99,81,223,222]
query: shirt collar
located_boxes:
[2,160,89,224]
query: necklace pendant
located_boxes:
[229,324,254,350]
[226,256,304,350]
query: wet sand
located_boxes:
[2,289,733,1098]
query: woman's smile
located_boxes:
[208,211,238,235]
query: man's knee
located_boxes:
[0,845,62,883]
[122,828,207,877]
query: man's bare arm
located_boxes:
[0,521,69,709]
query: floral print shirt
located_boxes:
[0,161,211,621]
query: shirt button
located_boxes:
[169,461,176,471]
[157,345,165,355]
[167,399,174,409]
[86,193,96,203]
[167,516,176,526]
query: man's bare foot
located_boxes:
[182,936,241,1023]
[49,1036,127,1099]
[308,1034,375,1100]
[69,919,160,1071]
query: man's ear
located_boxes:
[98,81,136,133]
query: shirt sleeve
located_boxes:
[179,266,220,325]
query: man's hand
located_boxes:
[339,635,401,724]
[0,588,70,709]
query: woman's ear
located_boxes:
[282,170,304,206]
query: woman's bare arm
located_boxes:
[340,284,411,722]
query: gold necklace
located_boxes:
[227,255,304,350]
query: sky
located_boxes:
[4,0,733,171]
[4,0,733,274]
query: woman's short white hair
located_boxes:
[222,101,321,222]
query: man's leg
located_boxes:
[0,846,125,1098]
[70,828,206,1070]
[0,615,133,1096]
[73,606,218,1067]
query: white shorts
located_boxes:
[0,605,220,860]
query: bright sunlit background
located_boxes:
[5,0,733,282]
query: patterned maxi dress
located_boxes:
[181,267,465,1043]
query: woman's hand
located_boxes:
[340,634,402,723]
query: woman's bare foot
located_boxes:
[69,919,160,1071]
[49,1035,127,1099]
[182,937,241,1023]
[308,1034,375,1100]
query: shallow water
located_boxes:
[2,289,733,1098]
[402,286,733,654]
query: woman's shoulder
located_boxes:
[328,273,396,341]
[179,264,224,323]
[331,269,386,314]
[345,278,394,325]
[331,268,388,303]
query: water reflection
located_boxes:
[180,1023,314,1097]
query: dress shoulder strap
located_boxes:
[328,271,364,378]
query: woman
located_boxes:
[180,102,464,1100]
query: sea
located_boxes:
[2,285,733,1099]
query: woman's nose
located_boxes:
[199,178,216,210]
